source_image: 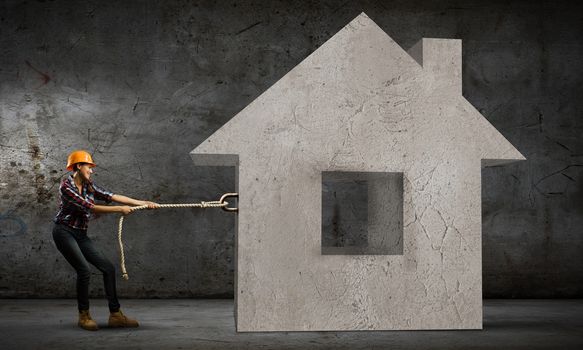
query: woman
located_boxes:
[52,150,160,331]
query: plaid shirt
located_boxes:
[53,175,114,230]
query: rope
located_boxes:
[117,198,235,280]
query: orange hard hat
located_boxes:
[66,150,96,171]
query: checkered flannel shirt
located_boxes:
[53,174,114,230]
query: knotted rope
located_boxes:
[117,193,237,280]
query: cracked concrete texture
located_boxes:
[0,0,581,302]
[191,13,524,330]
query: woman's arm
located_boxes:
[111,194,160,208]
[92,204,133,216]
[111,194,142,206]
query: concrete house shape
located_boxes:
[190,12,525,331]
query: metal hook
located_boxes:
[220,193,239,212]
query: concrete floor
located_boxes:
[0,299,581,350]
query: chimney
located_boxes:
[408,38,462,95]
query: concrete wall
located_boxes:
[0,0,581,298]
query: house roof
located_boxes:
[191,12,525,167]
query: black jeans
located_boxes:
[52,223,120,312]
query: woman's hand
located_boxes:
[140,201,160,209]
[119,206,133,216]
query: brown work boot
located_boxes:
[108,309,139,328]
[78,309,99,331]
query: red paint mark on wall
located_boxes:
[25,60,51,86]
